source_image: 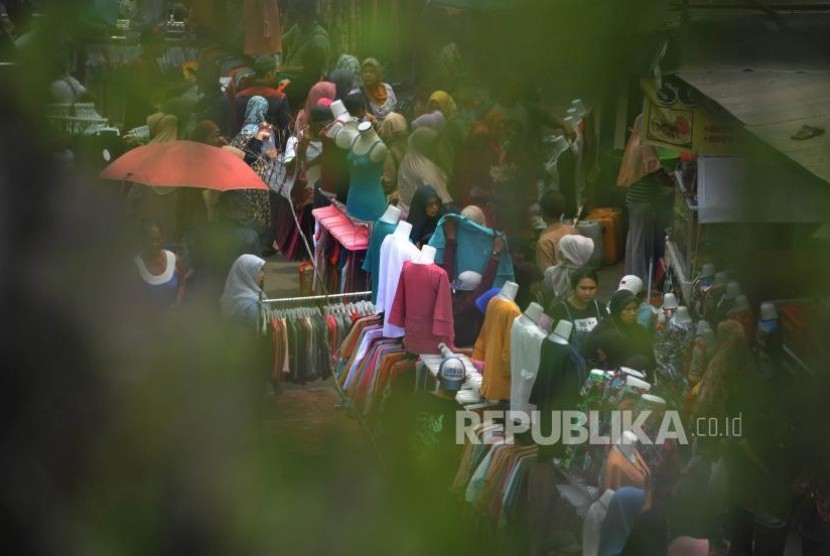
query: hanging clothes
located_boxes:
[509,314,547,415]
[375,231,420,338]
[362,218,397,304]
[388,261,454,355]
[472,296,521,401]
[428,213,515,289]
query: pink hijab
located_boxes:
[297,81,336,129]
[668,537,709,556]
[617,114,661,187]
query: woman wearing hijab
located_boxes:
[360,58,397,121]
[220,254,266,327]
[584,289,654,375]
[335,53,361,86]
[146,112,179,143]
[378,112,408,199]
[429,90,467,185]
[328,68,357,101]
[542,234,595,304]
[229,96,274,241]
[456,108,503,206]
[397,127,453,217]
[127,112,183,246]
[408,185,445,247]
[296,80,336,131]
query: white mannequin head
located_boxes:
[392,220,412,239]
[329,100,348,119]
[379,204,401,225]
[498,281,519,301]
[662,292,678,310]
[416,244,436,265]
[730,294,750,313]
[701,263,716,279]
[523,302,544,324]
[549,319,573,345]
[725,281,741,299]
[616,430,640,461]
[675,306,692,324]
[759,302,778,321]
[334,119,359,148]
[715,271,729,287]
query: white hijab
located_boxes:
[397,127,452,216]
[220,254,266,319]
[543,235,595,301]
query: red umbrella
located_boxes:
[100,140,268,190]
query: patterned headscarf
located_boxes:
[240,95,269,136]
[336,53,361,83]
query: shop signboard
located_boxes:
[641,77,740,156]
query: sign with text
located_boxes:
[641,77,740,156]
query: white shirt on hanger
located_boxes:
[375,233,420,338]
[509,314,547,415]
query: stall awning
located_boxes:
[678,70,830,186]
[311,204,369,251]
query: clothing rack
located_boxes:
[259,290,372,305]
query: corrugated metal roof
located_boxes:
[677,69,830,184]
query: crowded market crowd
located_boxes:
[3,1,829,555]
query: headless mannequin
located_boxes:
[523,302,544,325]
[549,319,573,345]
[498,281,519,302]
[416,244,437,265]
[334,119,359,148]
[379,204,401,225]
[392,220,412,240]
[351,121,388,163]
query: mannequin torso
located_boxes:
[351,122,388,163]
[379,204,401,225]
[498,281,519,302]
[416,244,437,265]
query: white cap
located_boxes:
[760,302,778,321]
[701,263,716,279]
[620,366,646,379]
[452,270,482,291]
[662,292,679,310]
[618,275,644,295]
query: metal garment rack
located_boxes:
[259,290,372,305]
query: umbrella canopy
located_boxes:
[100,140,268,191]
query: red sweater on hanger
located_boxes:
[389,261,454,355]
